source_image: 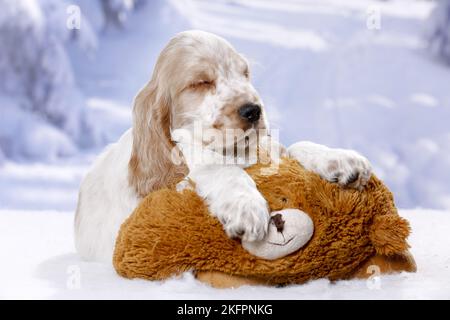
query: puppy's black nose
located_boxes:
[238,103,261,123]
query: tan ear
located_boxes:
[128,81,187,198]
[369,214,411,256]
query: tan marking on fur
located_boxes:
[327,160,339,173]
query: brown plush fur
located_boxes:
[113,158,416,286]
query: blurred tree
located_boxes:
[101,0,131,29]
[428,0,450,65]
[0,0,100,159]
[100,0,135,30]
[99,0,149,30]
[133,0,149,10]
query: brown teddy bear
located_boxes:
[113,158,416,288]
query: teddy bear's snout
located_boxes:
[242,209,314,260]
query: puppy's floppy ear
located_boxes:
[129,80,187,197]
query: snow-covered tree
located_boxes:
[99,0,150,30]
[100,0,134,30]
[428,0,450,65]
[0,0,99,160]
[0,145,4,165]
[133,0,149,10]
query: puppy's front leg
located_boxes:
[288,141,372,190]
[187,165,270,241]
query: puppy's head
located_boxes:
[167,31,268,144]
[129,30,267,196]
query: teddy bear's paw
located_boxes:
[216,194,270,242]
[325,150,372,191]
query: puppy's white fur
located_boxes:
[176,133,274,242]
[288,141,372,190]
[74,31,372,262]
[75,129,139,262]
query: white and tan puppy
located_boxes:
[74,30,371,262]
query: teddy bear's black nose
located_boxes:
[271,213,285,233]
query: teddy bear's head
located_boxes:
[242,158,412,260]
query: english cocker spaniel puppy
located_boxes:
[74,31,372,262]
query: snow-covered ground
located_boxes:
[1,208,449,299]
[1,0,450,299]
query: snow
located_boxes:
[1,0,450,299]
[0,0,100,161]
[0,158,89,211]
[428,0,450,65]
[0,208,449,299]
[0,97,78,161]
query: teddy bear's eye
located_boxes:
[281,197,288,203]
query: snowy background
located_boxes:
[1,0,450,299]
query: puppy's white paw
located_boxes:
[214,192,270,242]
[324,150,372,190]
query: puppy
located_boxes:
[74,30,372,262]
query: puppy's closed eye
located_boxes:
[243,67,250,79]
[188,79,215,90]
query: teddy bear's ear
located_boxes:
[369,214,411,256]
